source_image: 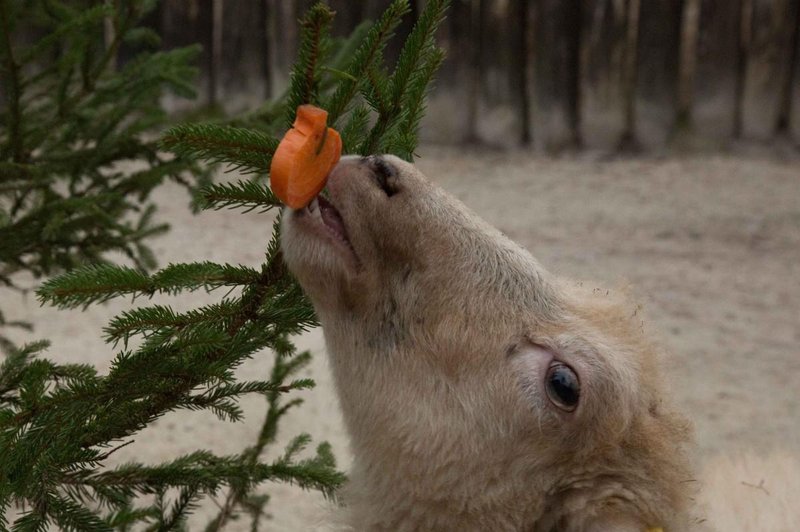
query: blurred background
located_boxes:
[115,0,799,152]
[2,1,799,530]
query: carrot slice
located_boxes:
[270,104,342,209]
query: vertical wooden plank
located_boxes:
[415,0,508,146]
[619,0,641,150]
[634,0,684,148]
[675,0,701,135]
[581,0,627,150]
[533,0,583,151]
[464,0,483,143]
[420,0,471,143]
[510,0,533,145]
[690,0,742,141]
[215,0,269,111]
[261,0,272,100]
[734,0,752,138]
[160,0,213,108]
[210,0,222,106]
[742,0,796,138]
[479,0,509,103]
[478,0,527,146]
[775,0,799,136]
[565,0,583,147]
[265,0,298,96]
[436,0,471,87]
[790,0,800,140]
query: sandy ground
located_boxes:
[2,147,799,529]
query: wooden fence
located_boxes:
[75,1,800,150]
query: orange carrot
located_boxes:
[270,104,342,209]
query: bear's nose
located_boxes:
[327,155,399,199]
[364,155,398,197]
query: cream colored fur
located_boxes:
[281,155,795,531]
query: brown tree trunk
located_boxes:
[775,0,800,135]
[733,0,753,138]
[619,0,641,151]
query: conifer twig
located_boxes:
[284,4,334,125]
[2,1,447,526]
[359,0,449,157]
[206,348,313,531]
[325,0,410,125]
[161,125,279,175]
[200,181,280,213]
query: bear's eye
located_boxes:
[545,363,580,412]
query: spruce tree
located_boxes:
[0,0,207,295]
[2,0,448,529]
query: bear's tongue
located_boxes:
[318,196,348,242]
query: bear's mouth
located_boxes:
[299,196,359,266]
[311,196,348,241]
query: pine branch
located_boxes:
[103,300,240,347]
[359,0,449,157]
[35,264,151,308]
[0,492,10,531]
[11,508,49,531]
[151,486,200,532]
[205,349,314,531]
[153,263,262,296]
[103,500,157,530]
[48,494,112,532]
[18,5,109,66]
[340,104,371,154]
[240,493,269,532]
[68,447,344,505]
[0,161,36,183]
[0,340,50,404]
[28,258,288,453]
[1,2,207,283]
[324,0,410,126]
[2,2,449,527]
[388,0,449,106]
[160,124,278,175]
[389,47,446,160]
[267,442,344,499]
[284,3,335,124]
[362,65,392,116]
[37,262,262,309]
[199,181,280,213]
[327,21,372,74]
